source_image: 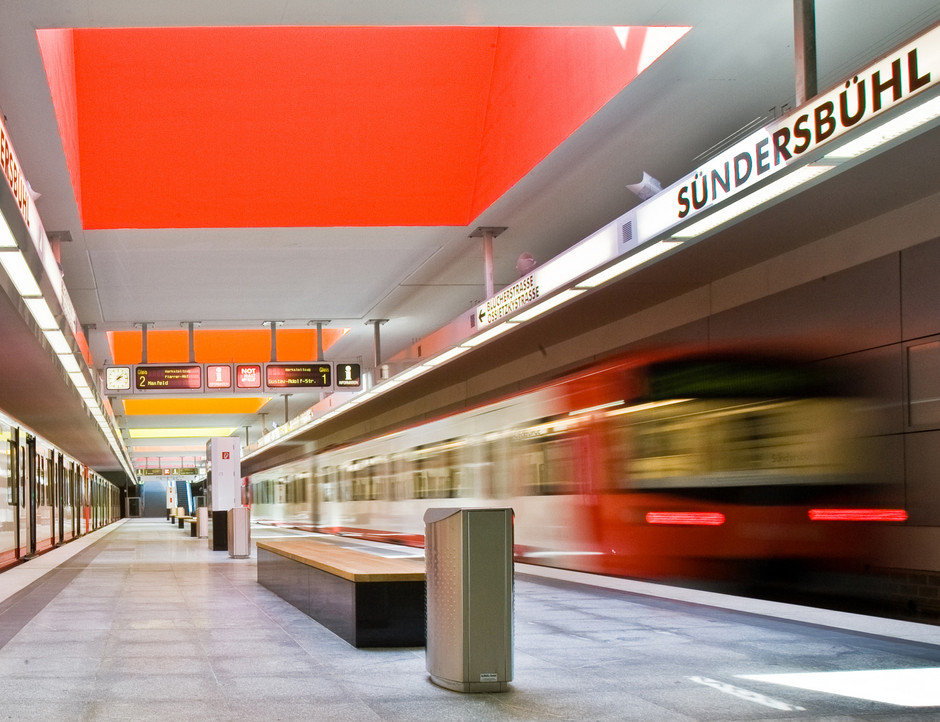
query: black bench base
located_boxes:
[257,548,425,648]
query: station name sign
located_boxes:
[0,111,31,229]
[641,22,940,234]
[472,23,940,330]
[104,362,361,394]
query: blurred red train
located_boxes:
[247,351,904,584]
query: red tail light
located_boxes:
[645,511,726,526]
[808,509,908,522]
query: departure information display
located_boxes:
[135,365,202,390]
[104,361,362,394]
[265,363,332,389]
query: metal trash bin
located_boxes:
[196,507,209,539]
[227,507,251,558]
[424,507,513,693]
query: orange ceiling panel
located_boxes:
[122,397,270,416]
[107,327,348,364]
[37,26,688,229]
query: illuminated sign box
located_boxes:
[135,364,202,391]
[206,364,232,389]
[236,364,262,389]
[335,362,362,388]
[264,363,332,390]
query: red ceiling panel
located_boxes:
[37,26,688,229]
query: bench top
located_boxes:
[257,538,425,582]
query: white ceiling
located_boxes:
[2,0,939,478]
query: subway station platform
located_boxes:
[2,518,940,721]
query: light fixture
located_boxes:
[509,289,584,323]
[462,321,513,348]
[58,353,82,374]
[671,164,833,240]
[24,297,58,329]
[424,345,470,366]
[0,250,42,296]
[395,364,429,382]
[129,427,238,439]
[43,328,72,354]
[532,225,619,296]
[577,241,682,288]
[0,214,18,248]
[826,94,940,160]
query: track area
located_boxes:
[0,519,938,720]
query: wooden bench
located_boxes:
[257,538,425,648]
[184,517,198,536]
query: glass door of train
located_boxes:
[1,425,21,567]
[23,434,35,558]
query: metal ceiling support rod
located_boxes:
[282,394,291,424]
[793,0,817,105]
[308,320,331,361]
[366,319,388,370]
[135,322,150,363]
[182,321,200,363]
[470,227,508,300]
[265,320,279,361]
[483,230,495,298]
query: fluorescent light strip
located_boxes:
[58,353,82,374]
[129,427,237,439]
[67,370,90,390]
[461,321,513,348]
[0,214,17,248]
[43,328,72,354]
[532,225,620,297]
[826,95,940,160]
[577,241,682,288]
[672,164,833,239]
[395,364,429,382]
[0,250,42,296]
[24,296,58,329]
[424,345,470,366]
[509,289,584,323]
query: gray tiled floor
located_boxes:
[1,518,940,720]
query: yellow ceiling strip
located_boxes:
[129,427,237,439]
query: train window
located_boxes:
[352,463,375,501]
[414,470,428,499]
[539,438,578,495]
[338,467,353,502]
[20,446,26,508]
[318,467,336,502]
